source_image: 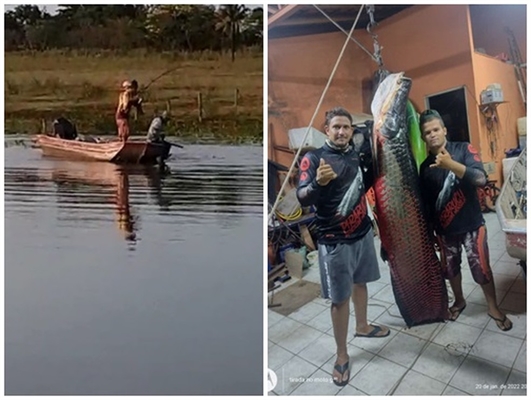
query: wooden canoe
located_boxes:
[495,147,526,268]
[33,134,171,165]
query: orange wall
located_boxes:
[471,51,526,182]
[470,4,527,60]
[268,30,374,166]
[268,4,526,182]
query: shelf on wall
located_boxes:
[479,101,508,117]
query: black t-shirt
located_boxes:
[296,142,373,244]
[419,141,486,236]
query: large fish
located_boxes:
[371,72,449,327]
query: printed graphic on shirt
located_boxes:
[340,195,368,236]
[440,188,466,229]
[337,167,364,217]
[468,144,481,162]
[436,171,457,213]
[298,156,312,184]
[300,157,311,172]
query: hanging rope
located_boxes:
[268,5,366,223]
[313,5,377,63]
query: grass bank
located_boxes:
[4,49,263,144]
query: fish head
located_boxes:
[371,72,412,142]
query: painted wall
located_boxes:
[268,4,526,185]
[470,4,527,60]
[268,29,375,166]
[471,51,526,182]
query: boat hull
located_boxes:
[34,135,171,165]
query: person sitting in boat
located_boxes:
[52,117,78,140]
[115,79,143,142]
[147,111,169,143]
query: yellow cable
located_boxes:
[274,195,303,221]
[276,207,302,221]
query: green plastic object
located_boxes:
[407,100,427,172]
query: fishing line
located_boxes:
[268,5,366,223]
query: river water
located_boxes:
[4,138,264,395]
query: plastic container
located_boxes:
[288,127,327,150]
[503,157,518,183]
[517,117,527,149]
[279,244,295,263]
[517,117,527,136]
[306,250,319,269]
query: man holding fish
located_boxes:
[297,107,390,387]
[418,109,512,331]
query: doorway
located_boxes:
[425,86,470,143]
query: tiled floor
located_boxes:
[268,213,526,396]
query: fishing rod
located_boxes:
[130,65,176,118]
[142,65,181,92]
[130,65,186,149]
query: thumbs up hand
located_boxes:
[316,158,337,186]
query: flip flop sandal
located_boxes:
[449,305,466,321]
[355,324,390,338]
[332,361,350,387]
[488,313,513,332]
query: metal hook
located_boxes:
[366,5,384,69]
[366,5,377,36]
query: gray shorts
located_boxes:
[318,229,381,304]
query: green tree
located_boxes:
[216,5,248,62]
[145,5,216,51]
[241,7,263,47]
[4,4,262,53]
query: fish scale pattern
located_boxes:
[372,74,448,327]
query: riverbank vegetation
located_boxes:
[4,5,263,144]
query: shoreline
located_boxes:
[4,115,263,145]
[5,51,263,146]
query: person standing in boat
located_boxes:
[116,80,143,142]
[418,109,512,331]
[147,111,169,143]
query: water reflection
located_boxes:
[5,157,262,242]
[5,139,263,395]
[116,170,136,242]
[50,163,156,247]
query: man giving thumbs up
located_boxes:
[296,107,389,387]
